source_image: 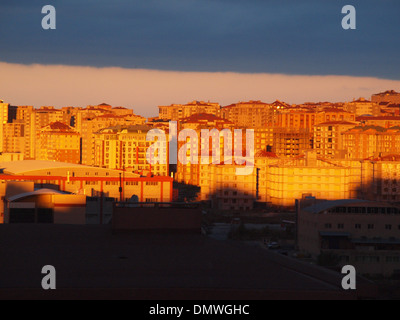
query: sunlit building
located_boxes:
[36,122,81,164]
[314,121,358,158]
[342,126,400,159]
[0,160,174,223]
[93,125,169,176]
[265,152,361,207]
[345,98,381,116]
[81,113,146,166]
[221,101,278,128]
[372,90,400,105]
[272,127,312,158]
[2,120,25,155]
[0,100,10,153]
[159,101,221,121]
[357,116,400,128]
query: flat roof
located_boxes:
[0,160,96,175]
[0,160,139,176]
[303,199,373,214]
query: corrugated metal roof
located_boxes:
[0,160,93,175]
[7,189,68,202]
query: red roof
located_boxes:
[48,122,72,131]
[255,150,279,158]
[357,116,400,121]
[318,121,357,126]
[183,113,233,124]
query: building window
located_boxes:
[146,181,159,186]
[355,224,361,230]
[385,224,392,230]
[338,224,344,229]
[368,224,375,230]
[325,223,332,229]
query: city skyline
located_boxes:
[1,61,400,117]
[2,1,400,301]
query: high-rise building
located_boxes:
[81,114,146,166]
[314,121,358,158]
[159,101,221,121]
[221,101,278,128]
[3,120,25,155]
[93,125,169,176]
[372,90,400,105]
[0,100,10,153]
[36,122,81,163]
[272,127,312,158]
[345,98,381,117]
[342,126,400,159]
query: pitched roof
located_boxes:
[182,113,233,124]
[255,150,279,158]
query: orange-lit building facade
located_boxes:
[221,101,278,128]
[36,122,81,164]
[314,121,358,158]
[342,126,400,159]
[372,90,400,105]
[93,125,169,176]
[159,101,221,121]
[272,127,312,158]
[345,98,381,117]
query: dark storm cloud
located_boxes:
[0,0,399,79]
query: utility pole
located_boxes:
[119,172,123,202]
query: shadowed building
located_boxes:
[0,224,377,300]
[4,188,86,225]
[298,199,400,277]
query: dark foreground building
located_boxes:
[0,223,376,300]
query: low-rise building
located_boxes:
[4,188,86,225]
[298,199,400,277]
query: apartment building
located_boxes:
[342,126,400,159]
[221,101,278,128]
[275,108,355,133]
[357,116,400,128]
[159,101,221,121]
[180,113,235,130]
[0,100,9,153]
[272,127,312,158]
[93,125,169,176]
[345,98,381,116]
[198,162,258,211]
[372,90,400,105]
[81,114,145,166]
[36,122,81,164]
[2,120,25,155]
[265,152,361,207]
[314,121,358,158]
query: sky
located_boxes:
[0,0,399,117]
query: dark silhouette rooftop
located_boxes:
[0,224,376,300]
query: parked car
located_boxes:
[267,242,280,250]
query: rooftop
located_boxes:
[0,224,375,300]
[182,113,233,124]
[303,199,397,214]
[0,160,97,175]
[97,125,153,134]
[7,189,68,202]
